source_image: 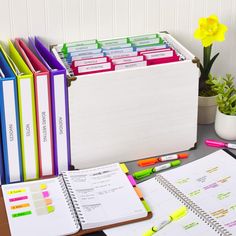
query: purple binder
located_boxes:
[28,37,71,175]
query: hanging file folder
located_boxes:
[0,45,22,183]
[15,39,54,177]
[7,41,39,181]
[29,37,71,174]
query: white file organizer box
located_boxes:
[52,32,200,169]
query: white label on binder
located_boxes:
[115,61,147,70]
[136,45,167,52]
[112,56,144,65]
[139,48,171,55]
[144,51,174,60]
[102,43,132,50]
[3,80,21,182]
[108,51,138,59]
[67,44,98,53]
[70,48,102,57]
[100,38,127,46]
[20,79,37,180]
[37,75,53,176]
[71,53,104,61]
[104,47,133,55]
[133,38,160,46]
[78,62,111,73]
[73,57,107,67]
[54,74,68,173]
[129,34,157,41]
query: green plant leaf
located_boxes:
[205,53,220,76]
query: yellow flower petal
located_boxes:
[208,15,219,22]
[194,15,227,46]
[201,36,214,47]
[194,29,203,39]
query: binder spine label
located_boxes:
[54,74,68,173]
[37,75,53,176]
[20,79,38,180]
[3,80,21,182]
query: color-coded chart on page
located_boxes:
[6,182,55,218]
[2,178,78,236]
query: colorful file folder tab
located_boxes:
[55,33,183,76]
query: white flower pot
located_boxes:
[215,108,236,140]
[198,95,217,124]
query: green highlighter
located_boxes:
[133,160,181,180]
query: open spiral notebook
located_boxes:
[2,163,151,236]
[105,149,236,236]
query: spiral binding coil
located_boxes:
[61,172,86,226]
[155,174,232,236]
[58,175,81,229]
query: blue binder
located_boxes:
[0,125,5,184]
[0,45,23,183]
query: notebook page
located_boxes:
[105,177,217,236]
[160,149,236,235]
[63,163,147,229]
[2,178,78,236]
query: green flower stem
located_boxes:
[203,45,212,72]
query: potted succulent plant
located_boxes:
[194,15,228,124]
[208,74,236,140]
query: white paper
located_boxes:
[63,163,147,230]
[105,178,217,236]
[161,150,236,235]
[2,178,78,236]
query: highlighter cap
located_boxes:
[170,160,181,167]
[137,158,158,167]
[170,206,188,221]
[178,153,189,159]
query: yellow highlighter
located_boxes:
[142,206,188,236]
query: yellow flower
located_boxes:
[194,15,228,47]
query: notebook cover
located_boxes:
[15,39,55,178]
[0,124,4,185]
[0,46,22,184]
[29,37,71,174]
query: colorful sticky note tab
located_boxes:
[142,200,151,212]
[127,175,136,186]
[42,191,49,198]
[12,211,32,218]
[134,187,143,198]
[45,198,53,205]
[47,205,55,213]
[11,203,30,210]
[7,189,26,195]
[120,163,129,174]
[9,196,28,202]
[40,184,47,190]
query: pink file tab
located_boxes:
[9,196,28,202]
[42,191,49,198]
[127,175,136,186]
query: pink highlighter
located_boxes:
[205,139,236,150]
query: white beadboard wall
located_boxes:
[0,0,235,76]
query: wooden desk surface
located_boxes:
[0,190,11,236]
